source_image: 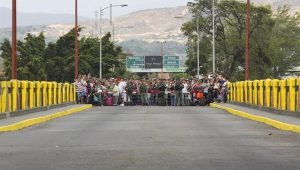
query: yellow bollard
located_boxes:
[265,79,271,108]
[35,82,41,108]
[70,83,74,102]
[244,81,248,104]
[280,80,287,110]
[65,83,70,103]
[1,81,8,113]
[228,82,233,102]
[73,84,76,102]
[41,82,47,107]
[259,80,264,107]
[288,78,296,112]
[7,82,12,113]
[240,82,244,103]
[58,83,62,104]
[272,79,279,109]
[52,82,57,105]
[47,82,53,106]
[29,81,35,109]
[21,81,28,110]
[62,83,66,103]
[237,82,241,102]
[253,80,259,105]
[11,80,18,112]
[233,83,236,102]
[248,81,253,104]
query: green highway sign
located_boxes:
[164,56,180,68]
[126,56,144,69]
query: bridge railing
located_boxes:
[0,80,76,114]
[227,78,300,112]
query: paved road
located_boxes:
[0,106,300,170]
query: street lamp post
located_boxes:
[99,4,128,80]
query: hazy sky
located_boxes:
[0,0,189,18]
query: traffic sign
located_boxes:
[126,56,144,69]
[164,56,180,68]
[145,56,163,69]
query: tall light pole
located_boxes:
[197,18,200,78]
[245,0,250,80]
[212,0,216,75]
[12,0,17,79]
[74,0,79,79]
[175,15,200,79]
[99,4,128,80]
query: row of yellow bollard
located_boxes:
[228,78,300,112]
[0,80,76,114]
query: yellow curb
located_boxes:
[0,105,93,132]
[210,103,300,134]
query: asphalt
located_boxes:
[0,106,300,170]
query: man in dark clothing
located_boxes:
[157,80,166,106]
[139,81,148,106]
[125,81,134,102]
[175,80,184,106]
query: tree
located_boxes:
[182,0,277,80]
[0,39,12,79]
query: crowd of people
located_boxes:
[74,74,228,106]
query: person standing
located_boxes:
[139,80,148,106]
[182,80,189,106]
[175,79,184,106]
[74,77,82,104]
[112,81,120,106]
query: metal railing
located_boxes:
[227,78,300,112]
[0,80,76,114]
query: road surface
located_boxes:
[0,106,299,170]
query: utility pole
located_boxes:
[197,18,200,79]
[74,0,79,79]
[12,0,17,79]
[245,0,250,80]
[99,7,103,80]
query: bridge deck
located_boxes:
[0,106,299,170]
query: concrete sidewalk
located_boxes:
[214,103,300,126]
[0,104,88,127]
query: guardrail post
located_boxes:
[65,83,70,103]
[1,81,8,113]
[265,79,271,108]
[21,81,28,110]
[237,82,241,102]
[240,82,244,103]
[29,81,35,109]
[36,82,41,108]
[280,80,287,110]
[253,80,259,105]
[41,82,47,107]
[244,81,248,104]
[248,81,253,104]
[53,82,57,105]
[288,78,296,112]
[58,83,62,104]
[11,80,18,112]
[259,80,264,107]
[297,78,300,112]
[272,79,279,109]
[233,83,236,102]
[62,83,66,103]
[47,82,53,107]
